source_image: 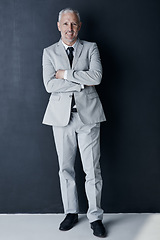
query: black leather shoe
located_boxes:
[59,213,78,231]
[90,220,107,238]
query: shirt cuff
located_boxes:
[64,71,84,90]
[64,70,67,80]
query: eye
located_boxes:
[63,22,68,25]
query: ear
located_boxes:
[78,22,82,31]
[57,22,61,31]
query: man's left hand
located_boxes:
[55,70,65,79]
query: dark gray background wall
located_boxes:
[0,0,160,213]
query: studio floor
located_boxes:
[0,213,159,240]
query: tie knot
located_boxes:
[67,47,74,53]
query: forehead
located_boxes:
[60,12,79,23]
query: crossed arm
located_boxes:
[55,70,93,87]
[43,43,102,93]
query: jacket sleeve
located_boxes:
[66,43,102,86]
[42,49,81,93]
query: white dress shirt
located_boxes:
[61,40,84,90]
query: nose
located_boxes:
[68,23,73,31]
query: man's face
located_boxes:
[57,12,81,45]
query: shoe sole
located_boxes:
[93,232,107,238]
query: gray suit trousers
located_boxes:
[52,112,103,223]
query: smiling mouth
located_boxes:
[66,31,74,34]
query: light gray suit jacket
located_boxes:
[42,39,106,126]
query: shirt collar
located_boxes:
[61,40,78,50]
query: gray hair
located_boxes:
[58,8,81,22]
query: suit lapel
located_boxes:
[72,39,83,69]
[56,39,71,69]
[56,39,83,69]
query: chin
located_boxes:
[66,38,76,43]
[65,34,77,41]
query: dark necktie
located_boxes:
[67,47,75,109]
[67,47,74,67]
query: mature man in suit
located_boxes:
[42,8,106,238]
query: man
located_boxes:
[42,8,106,238]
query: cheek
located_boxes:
[62,30,68,35]
[74,28,79,33]
[60,26,67,32]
